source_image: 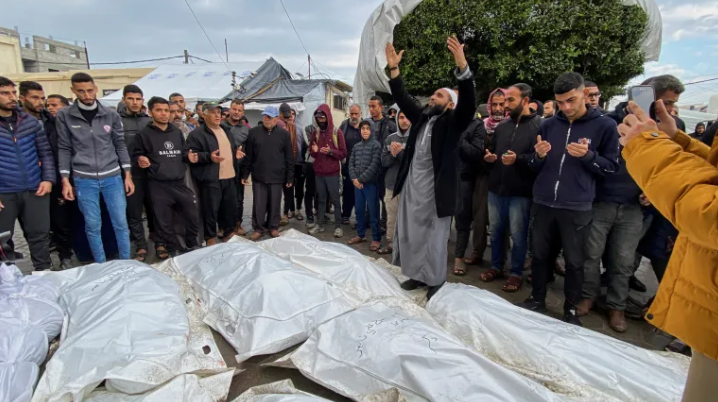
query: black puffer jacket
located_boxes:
[349,132,382,184]
[119,107,152,177]
[487,113,541,198]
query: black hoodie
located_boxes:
[134,122,189,182]
[487,112,542,198]
[529,105,620,211]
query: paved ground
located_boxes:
[12,185,664,400]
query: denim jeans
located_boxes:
[355,183,381,242]
[75,175,130,262]
[488,192,531,277]
[583,202,643,310]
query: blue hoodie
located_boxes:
[529,106,620,211]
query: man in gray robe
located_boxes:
[385,37,477,299]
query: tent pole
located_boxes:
[308,55,311,79]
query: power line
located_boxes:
[182,0,230,71]
[189,55,213,63]
[279,0,310,56]
[685,77,718,86]
[29,55,185,67]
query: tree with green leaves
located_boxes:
[392,0,647,102]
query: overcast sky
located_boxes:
[2,0,717,105]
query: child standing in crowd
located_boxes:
[347,121,382,251]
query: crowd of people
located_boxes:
[1,35,717,399]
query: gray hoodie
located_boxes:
[381,108,410,192]
[56,102,131,180]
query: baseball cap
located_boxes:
[262,106,279,118]
[279,103,292,118]
[202,101,221,113]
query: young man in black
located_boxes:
[134,97,199,257]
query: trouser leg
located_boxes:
[0,193,21,261]
[304,164,316,219]
[508,197,532,277]
[488,192,508,271]
[384,189,398,243]
[682,351,718,402]
[326,175,342,228]
[283,182,295,215]
[316,176,328,226]
[341,164,354,219]
[605,204,643,310]
[17,191,52,270]
[126,176,148,251]
[355,186,367,238]
[582,202,615,301]
[236,179,245,224]
[365,183,381,242]
[378,172,387,227]
[294,164,305,213]
[100,176,131,260]
[218,179,237,237]
[50,184,74,260]
[74,178,105,262]
[149,181,179,252]
[200,183,221,240]
[267,183,283,231]
[173,183,199,248]
[530,204,558,303]
[557,208,593,312]
[454,179,475,259]
[252,182,269,233]
[471,175,489,257]
[142,177,156,236]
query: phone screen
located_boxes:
[628,86,655,115]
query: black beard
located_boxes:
[509,107,522,121]
[318,122,328,130]
[427,104,446,116]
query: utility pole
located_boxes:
[308,54,311,79]
[225,38,228,62]
[184,49,189,64]
[83,41,90,70]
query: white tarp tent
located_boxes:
[100,61,264,108]
[353,0,663,110]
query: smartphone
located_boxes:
[628,86,655,115]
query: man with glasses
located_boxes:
[585,81,602,113]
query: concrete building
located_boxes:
[0,26,87,73]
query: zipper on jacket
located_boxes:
[9,119,30,189]
[553,124,572,204]
[91,121,100,178]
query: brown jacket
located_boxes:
[624,130,718,361]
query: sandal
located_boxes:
[480,268,503,282]
[502,276,523,292]
[288,211,295,219]
[369,241,381,252]
[453,260,466,276]
[156,246,170,260]
[134,249,148,262]
[347,236,366,245]
[464,253,482,265]
[296,212,304,221]
[377,245,393,255]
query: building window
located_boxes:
[333,93,346,111]
[49,69,59,72]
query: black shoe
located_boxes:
[341,217,350,225]
[60,258,73,271]
[400,279,427,291]
[324,216,331,224]
[426,282,445,300]
[629,275,647,293]
[307,216,315,224]
[563,309,583,326]
[516,296,547,313]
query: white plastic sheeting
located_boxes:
[353,0,662,110]
[277,300,565,402]
[84,371,235,402]
[171,242,360,363]
[32,260,227,402]
[0,296,63,341]
[258,229,408,303]
[0,320,49,366]
[0,362,39,402]
[426,283,689,402]
[231,380,331,402]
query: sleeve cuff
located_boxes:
[455,66,472,80]
[122,164,131,169]
[671,130,691,149]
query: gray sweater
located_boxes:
[381,126,410,191]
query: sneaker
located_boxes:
[400,279,427,290]
[280,215,289,226]
[60,258,73,271]
[309,225,325,235]
[563,309,583,326]
[516,296,547,313]
[334,228,344,238]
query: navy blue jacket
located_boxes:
[0,110,56,193]
[601,103,643,204]
[529,106,620,211]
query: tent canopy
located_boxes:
[100,60,266,107]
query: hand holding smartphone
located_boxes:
[628,86,655,117]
